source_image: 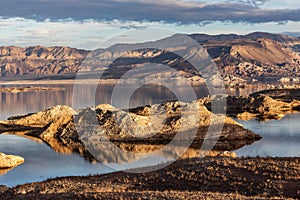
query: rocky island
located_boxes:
[0,153,24,176]
[1,89,300,163]
[0,95,263,163]
[204,92,300,121]
[0,88,300,161]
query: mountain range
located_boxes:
[1,32,300,84]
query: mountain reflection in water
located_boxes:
[0,83,267,120]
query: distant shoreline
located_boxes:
[0,78,296,87]
[0,86,64,93]
[0,79,118,85]
[1,79,300,97]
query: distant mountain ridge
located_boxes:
[0,46,89,78]
[1,32,300,83]
[190,32,300,45]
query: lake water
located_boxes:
[0,84,206,120]
[0,134,170,187]
[235,113,300,157]
[1,83,298,187]
[0,83,266,120]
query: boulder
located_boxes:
[0,153,24,169]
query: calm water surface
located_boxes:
[0,134,170,187]
[0,84,207,120]
[0,83,298,187]
[235,113,300,157]
[0,83,264,120]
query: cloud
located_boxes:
[0,0,300,25]
[236,0,270,8]
[0,17,167,49]
[120,25,147,30]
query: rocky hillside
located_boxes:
[1,32,300,83]
[201,37,300,83]
[0,46,88,78]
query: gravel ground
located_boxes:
[1,157,299,199]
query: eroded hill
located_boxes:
[0,46,89,78]
[1,32,300,83]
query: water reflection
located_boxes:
[0,168,11,176]
[0,134,113,187]
[0,133,239,187]
[0,83,265,120]
[235,113,300,157]
[0,84,206,120]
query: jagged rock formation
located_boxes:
[5,106,85,155]
[203,38,300,83]
[189,32,300,83]
[0,152,24,169]
[0,32,300,84]
[0,99,261,163]
[204,93,300,121]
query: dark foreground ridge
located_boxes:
[0,157,299,199]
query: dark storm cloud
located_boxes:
[0,0,300,24]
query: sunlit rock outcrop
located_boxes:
[0,152,24,171]
[0,98,261,163]
[204,94,300,121]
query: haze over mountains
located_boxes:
[1,32,300,84]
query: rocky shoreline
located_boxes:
[0,157,299,199]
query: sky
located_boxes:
[0,0,300,49]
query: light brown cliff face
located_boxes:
[229,39,292,66]
[203,38,300,83]
[0,46,89,77]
